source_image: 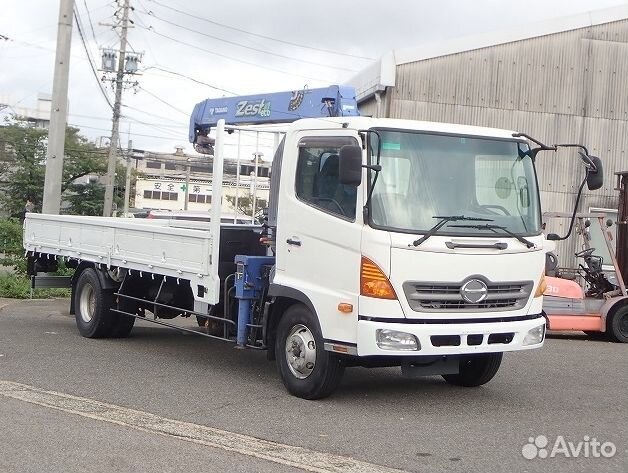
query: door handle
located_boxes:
[286,238,301,247]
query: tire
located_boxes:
[442,353,503,387]
[608,306,628,343]
[275,304,344,400]
[583,330,608,341]
[110,296,136,338]
[74,268,116,338]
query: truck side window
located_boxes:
[295,137,358,220]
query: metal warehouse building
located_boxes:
[350,5,628,266]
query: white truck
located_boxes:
[24,87,603,399]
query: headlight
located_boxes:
[376,329,420,351]
[523,324,545,346]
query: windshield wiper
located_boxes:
[448,224,536,248]
[412,215,494,247]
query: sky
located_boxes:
[1,0,627,156]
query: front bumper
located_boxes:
[356,315,545,356]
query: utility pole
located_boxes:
[122,139,132,216]
[103,0,131,217]
[42,0,75,214]
[184,160,191,211]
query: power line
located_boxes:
[137,86,190,117]
[121,103,188,127]
[131,0,160,64]
[136,9,358,73]
[82,0,98,44]
[71,110,187,129]
[68,122,185,141]
[134,24,331,83]
[73,8,114,109]
[142,65,237,96]
[145,0,375,61]
[123,116,186,139]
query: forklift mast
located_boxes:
[616,171,628,283]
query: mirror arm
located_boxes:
[512,133,557,152]
[553,143,590,156]
[546,172,588,241]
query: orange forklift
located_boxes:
[542,171,628,342]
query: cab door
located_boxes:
[273,133,363,344]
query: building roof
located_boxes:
[349,4,628,102]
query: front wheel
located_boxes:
[275,304,344,400]
[608,306,628,343]
[442,353,503,387]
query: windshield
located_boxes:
[368,130,541,236]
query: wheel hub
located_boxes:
[79,283,96,323]
[285,324,316,379]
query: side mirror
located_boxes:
[580,153,603,191]
[339,145,362,186]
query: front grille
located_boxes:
[403,279,533,313]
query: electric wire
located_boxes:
[136,9,358,72]
[123,116,186,139]
[67,123,183,141]
[74,8,114,109]
[121,105,188,128]
[137,86,190,117]
[145,0,375,61]
[70,111,187,129]
[134,24,331,83]
[141,66,237,96]
[82,0,99,45]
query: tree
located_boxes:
[225,195,267,222]
[65,163,128,216]
[0,118,107,216]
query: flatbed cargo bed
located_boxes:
[23,214,263,304]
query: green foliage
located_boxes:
[65,181,106,216]
[0,218,71,299]
[0,218,27,274]
[0,122,47,216]
[0,273,70,299]
[225,195,268,220]
[0,217,73,278]
[0,119,109,216]
[64,163,128,216]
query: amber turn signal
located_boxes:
[337,303,354,313]
[360,256,397,300]
[534,273,547,298]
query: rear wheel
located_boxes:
[608,306,628,343]
[275,304,344,399]
[74,268,115,338]
[110,296,136,338]
[442,353,503,387]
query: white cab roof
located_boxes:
[290,116,521,141]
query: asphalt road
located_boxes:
[0,298,626,473]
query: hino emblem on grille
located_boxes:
[460,279,488,304]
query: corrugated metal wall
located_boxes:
[382,20,628,266]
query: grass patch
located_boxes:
[0,273,71,299]
[0,218,73,299]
